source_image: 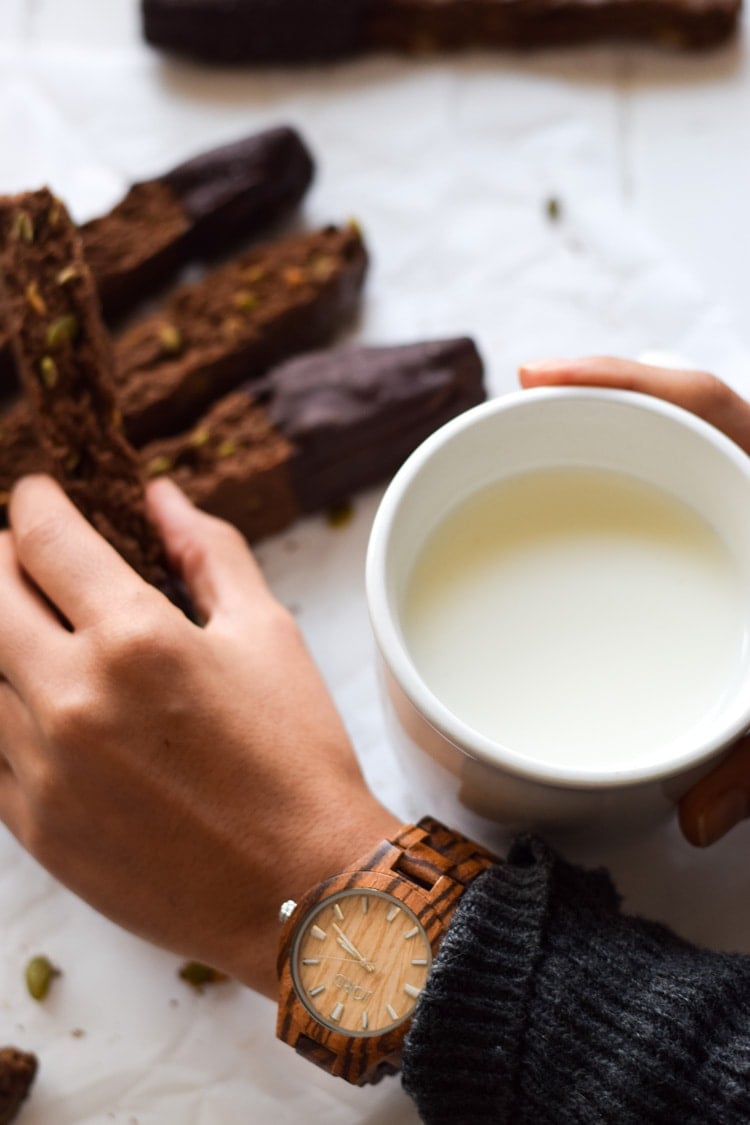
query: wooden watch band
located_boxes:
[281,817,498,1086]
[386,816,498,933]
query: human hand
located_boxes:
[0,474,398,998]
[518,355,750,847]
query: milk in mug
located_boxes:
[402,466,748,773]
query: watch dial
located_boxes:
[291,889,432,1036]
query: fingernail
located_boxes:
[519,357,569,373]
[694,789,748,846]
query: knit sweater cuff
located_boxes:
[401,836,558,1121]
[401,835,750,1124]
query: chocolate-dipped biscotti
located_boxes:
[82,125,315,319]
[112,222,368,445]
[142,0,740,60]
[0,1048,38,1125]
[0,127,315,403]
[140,338,485,542]
[0,188,189,608]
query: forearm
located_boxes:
[403,837,750,1124]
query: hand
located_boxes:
[0,474,399,998]
[518,355,750,847]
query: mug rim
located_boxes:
[365,385,750,790]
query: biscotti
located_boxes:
[0,188,189,609]
[0,223,369,502]
[112,222,368,445]
[369,0,740,49]
[0,1048,38,1125]
[141,0,740,60]
[82,125,315,318]
[0,127,315,403]
[142,0,372,63]
[140,338,486,542]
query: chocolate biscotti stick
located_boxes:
[82,125,315,317]
[370,0,740,50]
[142,0,740,59]
[0,223,369,501]
[0,127,315,402]
[112,222,368,445]
[0,1047,38,1125]
[140,338,485,543]
[143,0,372,63]
[0,189,189,607]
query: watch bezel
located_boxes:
[290,886,432,1038]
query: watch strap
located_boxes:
[385,816,497,930]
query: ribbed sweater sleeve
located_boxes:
[401,836,750,1124]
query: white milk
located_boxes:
[402,467,748,772]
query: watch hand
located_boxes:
[304,955,370,966]
[332,923,376,973]
[331,922,363,958]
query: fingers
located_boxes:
[519,357,750,456]
[519,355,705,400]
[8,476,148,631]
[146,477,272,629]
[0,770,25,843]
[0,679,41,780]
[0,680,39,841]
[0,529,68,702]
[679,737,750,847]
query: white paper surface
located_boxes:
[2,4,750,1122]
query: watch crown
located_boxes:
[278,899,298,924]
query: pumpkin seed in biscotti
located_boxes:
[25,282,47,316]
[233,290,257,312]
[158,324,183,355]
[45,314,79,351]
[56,265,79,286]
[11,210,34,243]
[38,356,58,388]
[146,455,173,477]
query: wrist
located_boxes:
[221,798,401,999]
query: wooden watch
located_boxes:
[276,816,497,1086]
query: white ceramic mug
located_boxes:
[366,387,750,837]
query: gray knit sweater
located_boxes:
[402,836,750,1123]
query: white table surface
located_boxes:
[2,3,750,1122]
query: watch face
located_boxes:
[291,888,432,1037]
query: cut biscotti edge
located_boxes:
[0,188,189,610]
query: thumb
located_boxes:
[146,477,271,627]
[678,737,750,847]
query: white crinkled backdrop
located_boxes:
[2,3,750,1122]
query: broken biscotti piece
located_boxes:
[140,338,486,542]
[0,1047,38,1125]
[0,127,315,402]
[111,222,369,445]
[141,0,740,61]
[0,188,190,610]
